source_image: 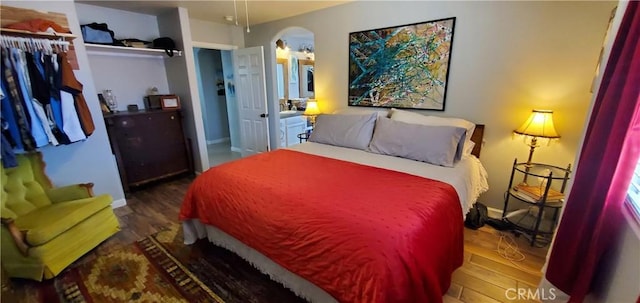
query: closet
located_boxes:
[1,6,95,164]
[77,4,193,191]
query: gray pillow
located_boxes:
[368,117,467,167]
[308,113,377,150]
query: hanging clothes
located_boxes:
[9,47,49,148]
[1,48,36,151]
[13,49,59,147]
[1,120,18,168]
[26,51,70,145]
[0,80,23,150]
[0,35,95,153]
[60,90,86,142]
[44,53,66,136]
[59,52,94,136]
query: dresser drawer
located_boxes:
[105,110,191,191]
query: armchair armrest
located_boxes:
[1,218,29,256]
[46,183,95,203]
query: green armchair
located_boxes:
[1,153,121,281]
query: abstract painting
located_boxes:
[348,17,456,111]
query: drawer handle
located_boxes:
[171,116,175,120]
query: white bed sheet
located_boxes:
[288,142,489,217]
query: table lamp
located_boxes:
[304,100,321,128]
[514,109,560,184]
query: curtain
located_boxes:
[546,2,640,302]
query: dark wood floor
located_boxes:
[2,176,548,303]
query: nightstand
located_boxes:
[297,132,310,143]
[502,159,571,247]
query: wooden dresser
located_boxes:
[104,110,192,192]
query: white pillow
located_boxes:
[368,117,467,167]
[308,113,377,150]
[389,108,476,156]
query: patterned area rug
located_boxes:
[29,225,307,303]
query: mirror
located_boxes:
[275,56,314,102]
[275,28,314,111]
[298,59,314,98]
[276,58,289,101]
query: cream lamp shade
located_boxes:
[514,109,560,185]
[514,109,560,139]
[304,100,321,128]
[303,100,321,116]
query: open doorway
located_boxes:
[193,47,241,167]
[273,27,315,148]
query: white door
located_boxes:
[234,46,270,156]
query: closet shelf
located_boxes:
[0,28,77,40]
[85,43,182,58]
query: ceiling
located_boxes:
[77,0,351,27]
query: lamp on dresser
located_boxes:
[514,109,560,184]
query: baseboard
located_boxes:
[487,207,503,219]
[230,146,241,152]
[111,198,127,209]
[206,137,230,145]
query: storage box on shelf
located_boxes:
[502,159,571,246]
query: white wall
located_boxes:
[83,54,171,111]
[585,219,640,302]
[4,0,125,204]
[245,1,617,210]
[190,18,245,48]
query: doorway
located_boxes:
[193,47,241,167]
[273,27,315,148]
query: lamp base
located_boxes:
[308,115,317,128]
[520,162,535,185]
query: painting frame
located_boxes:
[348,17,456,111]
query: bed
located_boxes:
[180,111,489,303]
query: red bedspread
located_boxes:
[180,149,463,303]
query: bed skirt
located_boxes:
[182,219,338,303]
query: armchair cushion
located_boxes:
[2,154,95,215]
[2,156,52,219]
[14,194,112,246]
[46,183,94,203]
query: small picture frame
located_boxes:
[160,95,180,110]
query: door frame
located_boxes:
[268,27,315,149]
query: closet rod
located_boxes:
[0,35,70,53]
